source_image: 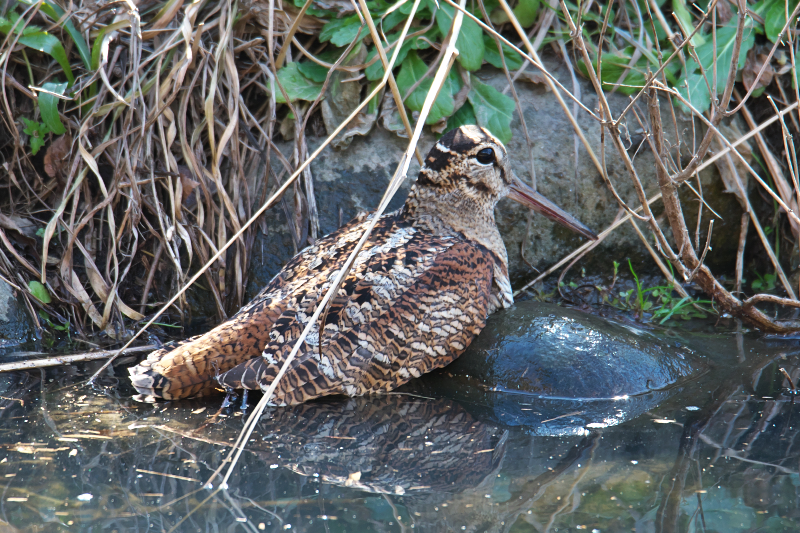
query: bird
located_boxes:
[129,125,597,405]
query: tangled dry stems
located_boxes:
[1,0,800,344]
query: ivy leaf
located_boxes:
[467,77,515,143]
[513,0,540,27]
[765,0,800,43]
[28,280,51,304]
[446,101,478,132]
[365,31,435,81]
[275,62,323,103]
[21,117,51,155]
[297,61,330,84]
[482,34,523,70]
[397,51,457,124]
[39,81,67,135]
[320,15,366,47]
[435,2,485,71]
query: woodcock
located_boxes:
[129,126,598,405]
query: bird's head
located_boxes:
[405,125,598,242]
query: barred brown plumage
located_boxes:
[128,125,597,404]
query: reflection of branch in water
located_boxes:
[697,433,799,475]
[498,433,601,533]
[654,353,800,533]
[655,377,740,533]
[382,493,407,533]
[541,435,601,533]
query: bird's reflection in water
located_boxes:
[237,393,595,532]
[245,394,509,496]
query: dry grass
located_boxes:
[3,0,800,343]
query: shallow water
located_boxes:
[1,322,800,532]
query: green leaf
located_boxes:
[678,18,754,112]
[577,48,647,95]
[446,101,478,131]
[382,1,416,32]
[692,18,755,88]
[297,61,330,83]
[0,11,41,36]
[18,0,91,71]
[38,310,69,331]
[18,32,74,85]
[297,46,366,84]
[319,15,366,47]
[513,0,540,27]
[482,34,523,70]
[39,81,67,135]
[21,117,50,155]
[0,12,75,85]
[467,77,515,143]
[28,280,51,304]
[396,51,456,124]
[765,0,800,43]
[274,62,323,103]
[672,0,705,46]
[91,20,131,71]
[436,2,485,71]
[365,31,435,81]
[677,72,711,113]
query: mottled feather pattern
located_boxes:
[218,214,496,405]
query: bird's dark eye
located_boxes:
[475,148,495,165]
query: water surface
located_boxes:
[1,323,799,532]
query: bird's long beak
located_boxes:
[508,174,599,241]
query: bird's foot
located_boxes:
[219,387,238,410]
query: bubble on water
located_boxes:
[686,406,700,411]
[76,494,93,501]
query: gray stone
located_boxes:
[403,301,707,435]
[245,54,744,299]
[0,279,32,348]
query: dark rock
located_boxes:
[404,302,708,435]
[0,279,32,350]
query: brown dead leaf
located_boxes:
[517,70,550,89]
[379,92,408,138]
[430,118,448,134]
[321,46,375,149]
[742,50,774,93]
[44,134,72,179]
[244,0,325,35]
[178,166,201,209]
[0,213,24,234]
[714,0,733,25]
[308,0,355,16]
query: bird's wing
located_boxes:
[128,212,379,400]
[218,219,496,405]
